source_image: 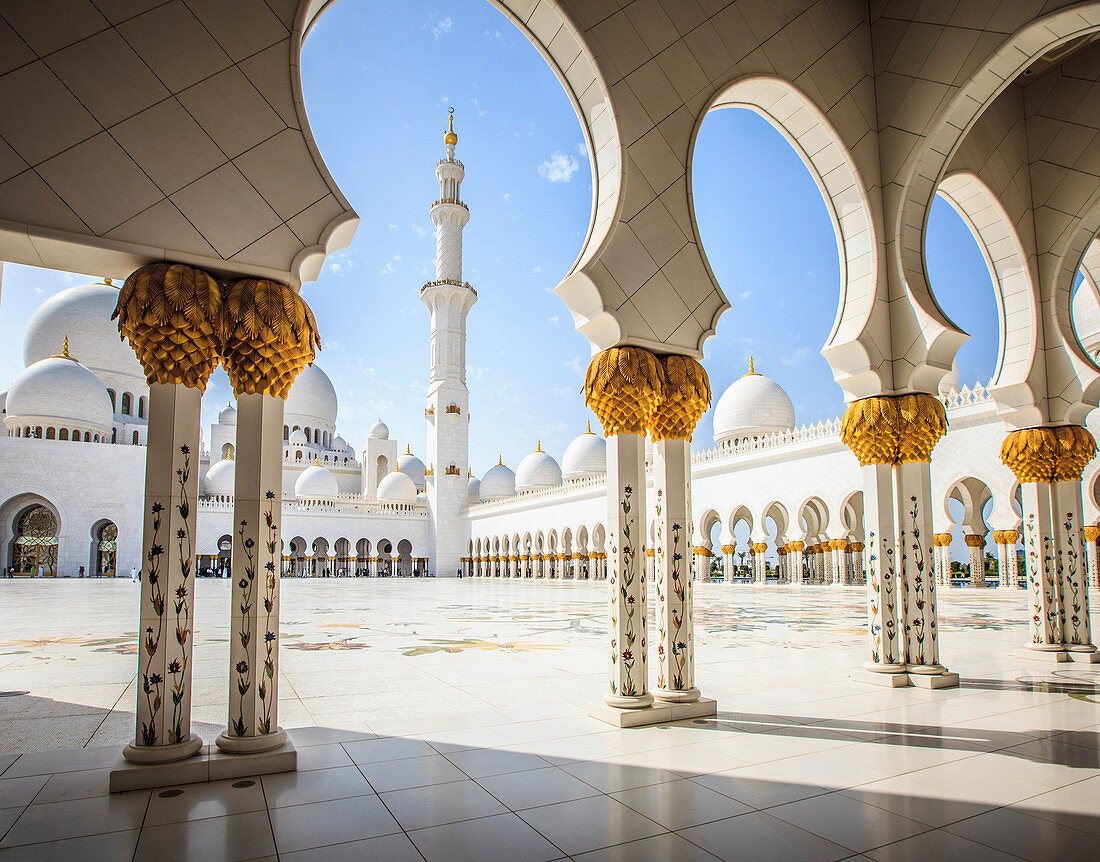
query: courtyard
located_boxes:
[0,580,1097,860]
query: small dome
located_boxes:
[562,424,606,480]
[204,458,235,496]
[295,463,338,499]
[332,435,347,451]
[369,419,389,439]
[5,350,112,433]
[218,404,237,425]
[468,474,481,502]
[515,442,562,491]
[284,363,338,427]
[23,280,144,382]
[377,469,417,503]
[713,359,795,445]
[343,444,356,460]
[398,449,427,491]
[289,429,307,445]
[480,459,516,500]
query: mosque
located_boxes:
[5,126,1100,590]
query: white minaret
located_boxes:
[422,109,476,577]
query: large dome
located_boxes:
[377,469,417,503]
[204,458,235,496]
[218,404,237,425]
[23,281,144,382]
[713,360,795,445]
[397,449,427,491]
[284,363,338,427]
[562,425,606,480]
[480,460,516,500]
[516,443,562,491]
[5,353,112,434]
[295,464,338,500]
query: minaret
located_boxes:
[422,109,476,577]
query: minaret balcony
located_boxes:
[431,198,468,210]
[421,279,476,296]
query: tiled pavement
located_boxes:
[0,580,1098,860]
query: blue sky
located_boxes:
[0,0,1012,475]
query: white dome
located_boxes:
[398,450,427,491]
[23,280,145,383]
[562,426,606,480]
[284,364,337,427]
[5,354,112,433]
[713,362,795,445]
[377,469,417,503]
[468,475,481,502]
[332,435,347,451]
[516,444,562,491]
[1073,281,1100,359]
[289,429,307,445]
[218,404,237,425]
[369,419,389,439]
[343,444,356,460]
[295,464,338,499]
[480,461,516,500]
[204,458,235,496]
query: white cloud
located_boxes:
[576,141,588,158]
[388,223,398,231]
[411,224,427,237]
[483,29,502,41]
[432,17,453,39]
[547,316,559,326]
[739,290,751,300]
[531,265,541,273]
[537,150,580,183]
[379,255,399,275]
[781,346,812,366]
[550,386,571,398]
[472,97,487,117]
[565,356,585,375]
[501,192,511,202]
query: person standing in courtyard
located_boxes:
[130,566,138,582]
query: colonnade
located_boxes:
[117,263,317,767]
[462,552,608,579]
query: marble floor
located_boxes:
[0,580,1098,860]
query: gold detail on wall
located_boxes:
[1000,425,1097,483]
[649,354,712,443]
[113,262,223,390]
[840,393,947,466]
[584,346,664,437]
[220,278,320,398]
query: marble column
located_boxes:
[932,534,951,586]
[751,543,767,582]
[822,541,834,584]
[694,548,711,582]
[1051,480,1095,658]
[1084,526,1100,589]
[116,263,222,765]
[850,542,864,583]
[965,534,986,587]
[1004,531,1020,588]
[217,277,318,754]
[834,539,849,585]
[721,544,735,583]
[776,548,787,583]
[789,542,804,585]
[1018,481,1066,658]
[646,548,655,583]
[860,463,905,678]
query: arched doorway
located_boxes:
[95,521,117,577]
[12,505,58,576]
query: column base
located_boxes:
[603,692,654,710]
[216,726,288,754]
[907,670,960,689]
[654,686,701,703]
[1016,646,1069,663]
[1067,646,1100,663]
[588,697,716,728]
[110,738,296,793]
[851,668,910,687]
[122,733,203,765]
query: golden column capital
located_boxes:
[220,278,320,398]
[1084,526,1100,542]
[990,530,1005,545]
[776,547,787,556]
[720,543,736,554]
[751,542,768,553]
[1003,529,1019,543]
[932,532,952,547]
[1000,425,1096,483]
[849,542,865,552]
[113,262,223,390]
[692,546,711,556]
[840,393,947,466]
[789,541,805,551]
[648,354,711,442]
[584,346,664,436]
[963,533,986,548]
[833,538,848,551]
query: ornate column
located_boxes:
[965,534,986,587]
[1002,426,1097,661]
[850,542,864,583]
[721,544,735,583]
[990,532,1007,586]
[117,263,222,765]
[1004,530,1020,587]
[932,533,951,585]
[217,278,318,754]
[776,547,787,583]
[789,541,804,584]
[586,347,662,711]
[834,538,849,585]
[649,354,711,709]
[1084,526,1100,589]
[751,543,767,582]
[646,548,655,582]
[693,547,711,582]
[842,394,955,687]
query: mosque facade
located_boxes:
[4,126,1100,591]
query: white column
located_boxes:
[1051,481,1095,657]
[654,437,698,702]
[721,545,735,584]
[965,535,986,587]
[124,383,203,764]
[862,463,905,676]
[605,433,651,708]
[790,543,804,584]
[1084,527,1100,589]
[218,393,287,753]
[1020,482,1066,658]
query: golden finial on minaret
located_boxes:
[103,277,113,286]
[54,335,76,361]
[405,444,412,455]
[536,439,542,452]
[497,454,503,466]
[586,420,592,434]
[744,355,758,376]
[444,108,458,147]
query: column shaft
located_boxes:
[1051,481,1094,653]
[1020,481,1064,652]
[896,461,943,673]
[862,463,904,674]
